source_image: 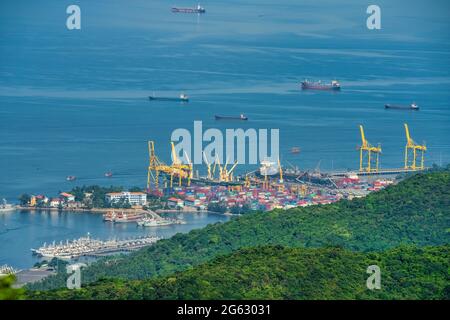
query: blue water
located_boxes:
[0,210,230,269]
[0,1,449,267]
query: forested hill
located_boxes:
[28,245,450,300]
[28,168,450,291]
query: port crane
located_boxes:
[358,125,382,173]
[147,141,192,192]
[404,123,426,170]
[203,152,213,180]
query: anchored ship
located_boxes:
[172,4,205,14]
[385,103,419,110]
[215,114,248,121]
[301,79,341,90]
[149,93,189,102]
[31,233,160,259]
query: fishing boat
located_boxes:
[301,79,341,90]
[66,175,76,181]
[215,114,248,120]
[172,4,205,14]
[104,171,113,178]
[149,93,189,102]
[385,103,419,110]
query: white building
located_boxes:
[105,192,147,206]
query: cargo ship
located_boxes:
[301,79,341,90]
[149,93,189,102]
[172,5,205,14]
[215,114,248,120]
[385,103,419,110]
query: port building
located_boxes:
[105,192,147,206]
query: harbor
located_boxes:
[31,233,160,259]
[0,209,230,270]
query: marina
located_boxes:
[31,233,160,259]
[0,210,230,269]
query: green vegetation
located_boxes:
[207,201,228,213]
[27,169,450,293]
[0,275,25,300]
[69,185,124,208]
[27,245,450,300]
[18,193,31,206]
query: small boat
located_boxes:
[104,171,113,178]
[66,175,76,181]
[172,5,205,14]
[290,147,301,154]
[0,199,15,212]
[385,103,419,110]
[301,79,341,90]
[215,114,248,121]
[148,93,189,102]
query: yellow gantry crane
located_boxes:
[404,123,426,170]
[147,141,192,191]
[358,125,382,172]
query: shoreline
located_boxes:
[14,206,148,214]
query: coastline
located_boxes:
[14,206,148,214]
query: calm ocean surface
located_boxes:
[0,0,449,268]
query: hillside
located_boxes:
[28,168,450,291]
[28,245,450,300]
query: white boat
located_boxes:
[137,217,185,227]
[0,199,15,212]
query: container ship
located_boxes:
[301,79,341,90]
[215,114,248,121]
[385,103,419,110]
[149,93,189,102]
[172,5,205,14]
